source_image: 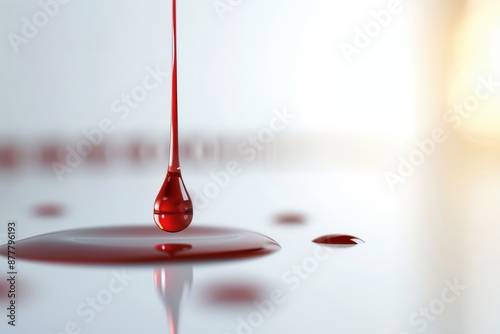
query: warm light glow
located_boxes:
[450,5,500,144]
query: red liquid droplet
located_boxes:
[154,172,193,232]
[313,234,364,245]
[0,226,280,264]
[154,0,193,233]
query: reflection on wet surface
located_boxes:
[155,265,193,334]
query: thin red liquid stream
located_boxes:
[154,0,193,233]
[313,234,364,245]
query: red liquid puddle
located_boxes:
[274,212,306,224]
[0,226,280,264]
[155,265,192,334]
[313,234,364,245]
[154,0,193,233]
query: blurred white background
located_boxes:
[1,0,500,333]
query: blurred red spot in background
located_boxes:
[206,284,263,304]
[33,204,65,218]
[0,145,22,170]
[0,278,31,302]
[39,144,61,167]
[0,281,6,300]
[86,144,107,165]
[274,212,307,224]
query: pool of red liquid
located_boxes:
[0,226,280,264]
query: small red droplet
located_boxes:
[313,234,364,245]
